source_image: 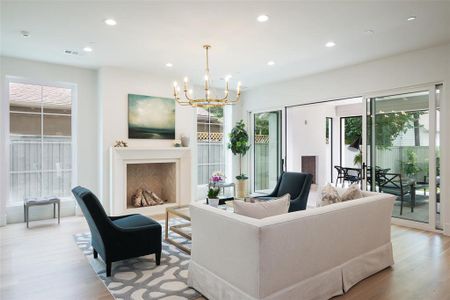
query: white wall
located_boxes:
[0,56,99,224]
[286,104,334,187]
[97,67,197,212]
[242,43,450,234]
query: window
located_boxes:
[8,82,73,203]
[197,107,225,185]
[253,111,282,193]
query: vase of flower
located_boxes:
[210,171,225,185]
[207,187,220,208]
[180,135,190,147]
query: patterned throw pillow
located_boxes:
[320,183,341,206]
[341,184,364,201]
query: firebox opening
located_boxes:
[126,162,176,209]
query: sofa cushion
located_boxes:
[321,183,341,206]
[341,184,364,201]
[233,194,290,219]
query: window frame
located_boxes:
[196,106,227,186]
[4,76,77,206]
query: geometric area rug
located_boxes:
[73,220,203,300]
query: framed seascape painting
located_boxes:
[128,94,175,139]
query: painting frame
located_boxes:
[128,94,176,140]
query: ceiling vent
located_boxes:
[64,50,79,55]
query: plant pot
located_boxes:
[208,198,220,208]
[236,179,248,199]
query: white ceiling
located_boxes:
[2,1,450,89]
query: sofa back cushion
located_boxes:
[234,194,290,219]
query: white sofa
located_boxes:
[188,191,395,300]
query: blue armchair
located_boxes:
[72,186,162,277]
[256,172,313,212]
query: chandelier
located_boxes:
[172,45,241,108]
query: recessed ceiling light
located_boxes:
[20,30,30,38]
[257,15,269,22]
[165,63,173,68]
[267,60,275,66]
[104,18,117,26]
[407,16,416,21]
[83,46,93,52]
[325,41,336,48]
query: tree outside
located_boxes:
[345,112,423,149]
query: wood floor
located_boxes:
[1,217,450,300]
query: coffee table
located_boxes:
[165,206,191,254]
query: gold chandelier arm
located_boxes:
[176,100,192,106]
[175,94,191,106]
[227,94,241,104]
[216,91,229,102]
[184,91,194,101]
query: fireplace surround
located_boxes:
[110,147,191,216]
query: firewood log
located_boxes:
[143,190,157,206]
[132,188,144,207]
[150,191,164,205]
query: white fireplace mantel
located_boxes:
[109,147,192,216]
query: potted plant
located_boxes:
[402,149,421,179]
[228,120,251,198]
[207,187,220,207]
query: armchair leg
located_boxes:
[155,251,161,265]
[106,261,112,277]
[93,249,98,259]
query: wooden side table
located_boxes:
[24,196,61,228]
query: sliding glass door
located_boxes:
[362,85,441,229]
[253,111,282,193]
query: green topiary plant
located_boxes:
[228,120,251,180]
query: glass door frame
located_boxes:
[248,108,285,195]
[361,84,440,232]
